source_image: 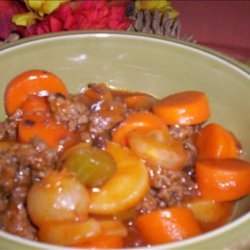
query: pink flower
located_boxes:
[0,0,26,39]
[24,0,132,37]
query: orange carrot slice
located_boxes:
[112,112,166,146]
[5,69,68,115]
[135,207,202,245]
[73,235,124,249]
[152,91,210,125]
[19,95,49,114]
[124,94,156,110]
[195,123,241,159]
[196,159,250,201]
[84,83,112,102]
[18,113,79,152]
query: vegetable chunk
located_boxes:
[89,142,150,215]
[196,159,250,201]
[135,207,202,245]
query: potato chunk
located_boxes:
[89,142,150,215]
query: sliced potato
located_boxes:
[184,197,235,231]
[89,142,150,215]
[99,220,128,237]
[39,219,101,246]
[128,129,187,170]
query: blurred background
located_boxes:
[172,0,250,63]
[0,0,250,64]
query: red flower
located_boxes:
[0,0,26,39]
[24,0,132,37]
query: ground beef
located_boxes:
[124,220,145,248]
[0,138,57,239]
[151,168,199,204]
[92,132,111,149]
[136,168,199,213]
[48,86,128,148]
[89,98,127,145]
[0,202,37,240]
[169,125,201,171]
[135,189,160,213]
[0,110,22,141]
[48,93,89,132]
[169,125,200,141]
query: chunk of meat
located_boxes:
[0,138,57,239]
[0,109,23,141]
[89,98,127,143]
[136,168,199,213]
[0,202,37,240]
[169,125,201,171]
[48,93,89,132]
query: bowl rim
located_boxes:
[0,210,249,250]
[0,30,249,75]
[0,30,249,249]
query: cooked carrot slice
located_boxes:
[84,83,112,102]
[18,113,79,152]
[5,70,68,115]
[195,123,241,159]
[135,207,202,245]
[112,112,166,146]
[73,235,124,249]
[124,94,156,110]
[152,91,210,125]
[19,95,49,114]
[196,159,250,201]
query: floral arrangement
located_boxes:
[0,0,182,43]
